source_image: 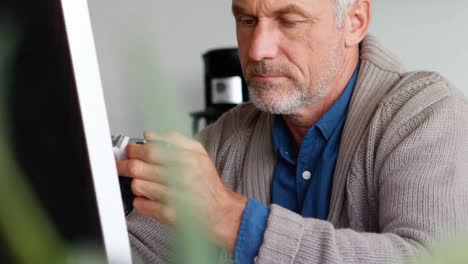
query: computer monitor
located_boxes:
[0,0,132,263]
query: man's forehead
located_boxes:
[232,0,327,16]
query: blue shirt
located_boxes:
[234,64,360,264]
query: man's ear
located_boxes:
[344,0,371,47]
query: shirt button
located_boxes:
[302,170,312,180]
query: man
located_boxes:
[117,0,468,263]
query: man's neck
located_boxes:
[283,49,359,147]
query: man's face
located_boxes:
[233,0,347,114]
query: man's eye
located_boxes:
[280,19,301,28]
[237,16,257,27]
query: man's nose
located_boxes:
[248,22,279,62]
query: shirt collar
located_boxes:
[273,113,296,163]
[273,63,360,154]
[315,63,360,140]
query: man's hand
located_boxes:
[116,131,247,252]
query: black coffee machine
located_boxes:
[190,48,249,134]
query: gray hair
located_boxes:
[332,0,358,27]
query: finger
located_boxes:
[131,179,170,203]
[133,197,176,225]
[116,159,166,184]
[126,142,186,165]
[144,130,204,153]
[143,131,158,141]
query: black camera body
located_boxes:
[112,135,146,215]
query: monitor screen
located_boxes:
[0,0,132,262]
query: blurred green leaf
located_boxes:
[124,30,219,264]
[419,238,468,264]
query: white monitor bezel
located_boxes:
[60,0,132,263]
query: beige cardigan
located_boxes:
[127,36,468,263]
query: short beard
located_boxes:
[246,45,343,115]
[249,83,325,115]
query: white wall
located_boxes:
[88,1,468,137]
[370,1,468,94]
[88,0,237,137]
